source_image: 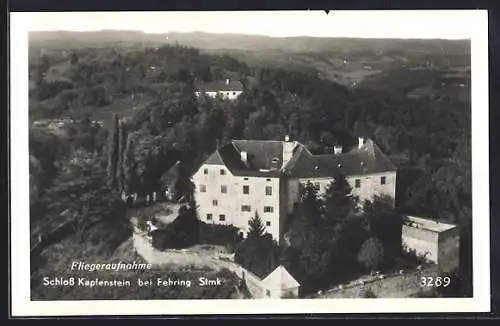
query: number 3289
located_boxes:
[420,276,451,287]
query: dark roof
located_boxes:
[232,140,283,171]
[200,138,395,179]
[203,140,286,177]
[285,139,396,178]
[195,80,244,92]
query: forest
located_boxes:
[28,39,472,298]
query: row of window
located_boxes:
[205,213,272,226]
[354,176,386,188]
[241,205,274,213]
[203,176,387,193]
[204,168,226,175]
[209,200,274,213]
[305,176,387,190]
[206,214,226,222]
[199,184,273,195]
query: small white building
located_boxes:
[261,265,300,298]
[402,215,460,273]
[194,79,244,100]
[242,265,300,299]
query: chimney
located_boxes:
[226,78,230,85]
[358,137,365,149]
[241,151,247,163]
[334,145,343,154]
[270,157,280,171]
[282,138,296,168]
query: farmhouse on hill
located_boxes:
[191,134,397,243]
[194,78,244,100]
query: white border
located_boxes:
[10,10,490,316]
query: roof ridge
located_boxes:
[281,144,309,172]
[232,139,284,143]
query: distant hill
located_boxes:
[29,30,471,93]
[29,30,470,55]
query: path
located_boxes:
[132,233,244,277]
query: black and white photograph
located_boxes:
[10,10,490,315]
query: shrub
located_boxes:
[198,222,243,246]
[357,237,385,272]
[360,287,377,298]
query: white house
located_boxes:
[191,135,397,244]
[194,79,244,100]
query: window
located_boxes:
[381,176,386,185]
[212,200,218,206]
[233,92,236,95]
[355,179,361,188]
[220,169,226,175]
[243,185,250,194]
[266,221,271,227]
[241,205,251,212]
[204,168,208,175]
[221,185,227,193]
[265,186,272,196]
[219,214,226,221]
[206,214,213,221]
[266,290,271,297]
[266,178,271,181]
[200,184,207,192]
[264,206,274,213]
[244,177,249,180]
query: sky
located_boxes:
[21,10,483,39]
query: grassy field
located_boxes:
[313,265,440,298]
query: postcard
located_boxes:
[10,9,490,316]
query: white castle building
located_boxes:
[191,135,397,243]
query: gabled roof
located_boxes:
[285,138,396,178]
[261,265,300,288]
[205,140,287,177]
[233,140,283,171]
[195,80,244,92]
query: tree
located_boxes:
[247,212,265,239]
[363,195,402,255]
[357,237,385,273]
[122,134,139,194]
[70,52,79,65]
[285,182,333,289]
[106,114,120,189]
[322,172,358,225]
[234,212,280,279]
[116,121,126,193]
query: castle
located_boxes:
[191,135,397,243]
